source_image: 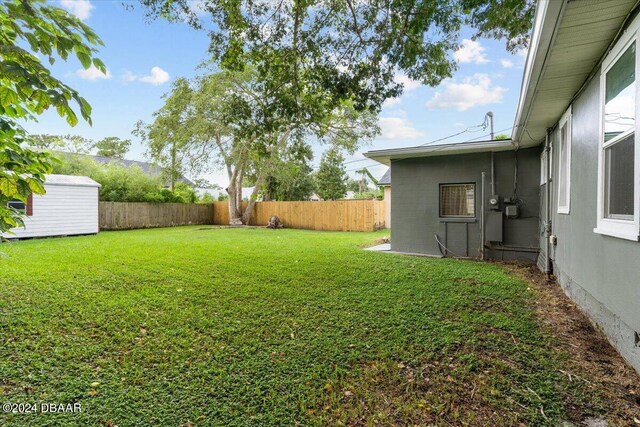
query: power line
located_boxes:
[418,115,491,147]
[345,163,386,173]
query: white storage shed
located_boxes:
[2,174,101,239]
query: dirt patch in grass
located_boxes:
[506,263,640,425]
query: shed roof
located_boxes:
[378,168,391,186]
[512,0,637,147]
[45,174,101,188]
[363,139,514,166]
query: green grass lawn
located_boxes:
[0,227,604,426]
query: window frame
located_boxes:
[540,145,553,186]
[439,182,476,219]
[6,194,32,217]
[595,26,640,241]
[7,200,26,214]
[557,107,572,214]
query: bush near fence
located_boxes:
[212,200,386,231]
[100,202,214,230]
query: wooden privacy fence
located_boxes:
[100,202,214,230]
[212,199,386,231]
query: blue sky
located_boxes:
[27,0,528,186]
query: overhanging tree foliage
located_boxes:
[0,0,105,233]
[138,0,533,119]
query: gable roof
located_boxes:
[378,168,391,186]
[512,0,638,147]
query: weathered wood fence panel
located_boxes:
[211,200,386,231]
[100,202,214,230]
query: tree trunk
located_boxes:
[170,143,177,191]
[227,167,243,225]
[241,170,266,225]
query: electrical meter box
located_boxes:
[486,210,503,242]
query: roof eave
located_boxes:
[511,0,567,146]
[363,140,515,166]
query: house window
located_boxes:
[440,183,475,218]
[7,200,26,214]
[596,34,640,240]
[557,108,571,213]
[540,146,553,185]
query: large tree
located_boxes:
[0,0,105,234]
[138,0,533,120]
[144,69,377,224]
[263,141,316,201]
[134,78,194,191]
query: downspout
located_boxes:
[545,129,553,276]
[480,171,486,260]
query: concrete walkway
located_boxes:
[363,243,443,258]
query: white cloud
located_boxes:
[394,73,421,92]
[383,97,402,108]
[140,67,170,85]
[76,65,111,80]
[500,59,514,69]
[122,67,170,86]
[426,74,506,111]
[60,0,94,21]
[454,39,489,64]
[379,117,424,140]
[122,71,137,83]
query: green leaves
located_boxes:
[315,148,348,201]
[0,0,105,233]
[139,0,533,126]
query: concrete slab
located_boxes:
[363,244,444,258]
[364,243,391,252]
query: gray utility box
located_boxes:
[505,204,520,219]
[486,210,503,242]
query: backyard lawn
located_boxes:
[0,227,625,426]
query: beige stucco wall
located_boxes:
[384,186,391,229]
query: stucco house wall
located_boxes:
[549,74,640,373]
[390,147,540,260]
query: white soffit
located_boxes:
[513,0,637,147]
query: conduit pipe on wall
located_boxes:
[545,129,553,275]
[480,171,486,260]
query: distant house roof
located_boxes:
[69,153,195,187]
[45,174,101,188]
[378,169,391,186]
[364,139,515,166]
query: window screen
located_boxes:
[439,184,475,218]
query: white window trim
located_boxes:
[594,23,640,242]
[557,107,572,214]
